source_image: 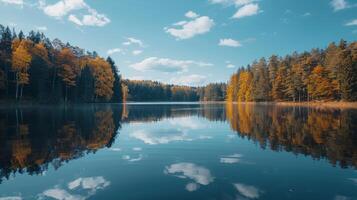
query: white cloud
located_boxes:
[186,183,200,192]
[0,197,22,200]
[109,147,121,151]
[130,128,192,145]
[42,0,86,18]
[0,0,23,5]
[68,176,110,191]
[122,37,144,47]
[130,57,212,73]
[67,9,110,27]
[132,50,143,55]
[122,154,143,162]
[220,154,243,164]
[164,162,214,191]
[170,74,207,86]
[302,12,311,17]
[132,147,142,151]
[41,176,110,200]
[330,0,348,11]
[227,64,235,68]
[68,14,83,25]
[168,117,204,129]
[165,13,215,40]
[234,183,261,199]
[35,26,48,31]
[209,0,255,6]
[345,19,357,26]
[42,188,83,200]
[41,0,110,27]
[173,21,188,26]
[107,48,123,55]
[185,11,199,18]
[232,3,260,19]
[219,38,242,47]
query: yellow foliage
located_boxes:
[87,57,114,100]
[12,39,32,86]
[57,48,80,87]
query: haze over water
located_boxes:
[0,103,356,200]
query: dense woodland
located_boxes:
[227,40,357,102]
[0,25,124,103]
[123,80,226,102]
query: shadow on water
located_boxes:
[0,103,356,183]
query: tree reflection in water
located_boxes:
[226,103,357,169]
[0,105,122,183]
[0,103,356,184]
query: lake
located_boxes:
[0,103,356,200]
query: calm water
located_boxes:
[0,103,356,200]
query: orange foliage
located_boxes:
[87,57,114,100]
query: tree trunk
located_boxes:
[65,86,68,103]
[15,73,19,101]
[20,85,23,101]
[52,67,57,94]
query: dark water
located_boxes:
[0,103,356,200]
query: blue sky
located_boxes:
[0,0,356,86]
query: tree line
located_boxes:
[122,80,226,102]
[226,40,357,102]
[0,25,123,103]
[0,24,228,103]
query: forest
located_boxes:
[0,25,123,103]
[1,24,356,104]
[226,40,357,102]
[0,25,226,103]
[123,80,226,102]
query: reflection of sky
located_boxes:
[0,176,110,200]
[234,183,261,199]
[220,154,243,164]
[1,113,357,199]
[128,117,213,145]
[164,162,214,192]
[42,176,110,200]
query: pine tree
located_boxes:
[107,57,122,103]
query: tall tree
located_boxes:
[107,57,122,103]
[57,48,79,103]
[11,39,32,100]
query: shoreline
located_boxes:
[1,100,357,109]
[228,101,357,109]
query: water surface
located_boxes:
[0,103,356,200]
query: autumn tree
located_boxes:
[56,48,79,102]
[237,70,253,102]
[87,57,114,101]
[12,39,32,100]
[251,58,270,101]
[308,65,334,100]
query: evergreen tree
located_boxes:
[107,57,122,103]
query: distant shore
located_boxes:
[228,101,357,109]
